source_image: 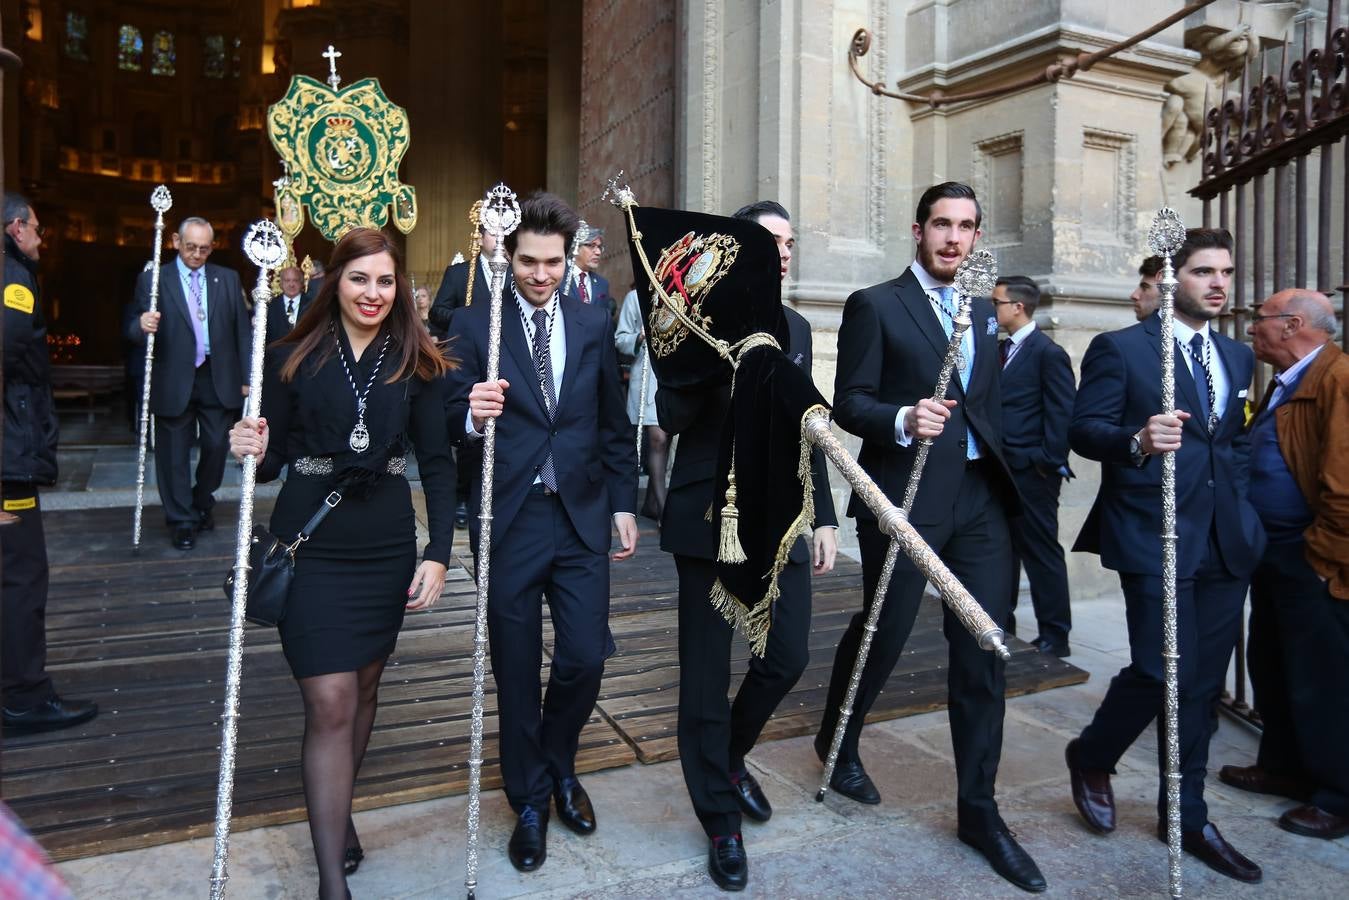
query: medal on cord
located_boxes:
[336,329,391,453]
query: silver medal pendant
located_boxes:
[349,420,370,453]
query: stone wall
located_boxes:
[577,0,677,294]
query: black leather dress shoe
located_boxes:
[553,776,596,835]
[508,806,547,872]
[3,696,98,735]
[1217,764,1313,801]
[957,826,1047,893]
[196,508,215,532]
[1031,636,1070,657]
[814,732,881,804]
[1066,739,1115,833]
[172,525,195,550]
[730,769,772,822]
[1278,804,1349,840]
[1157,821,1261,883]
[707,833,748,891]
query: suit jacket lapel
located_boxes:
[556,295,584,412]
[501,298,550,417]
[1002,327,1038,374]
[205,266,226,337]
[1211,334,1249,438]
[162,263,193,331]
[894,268,951,366]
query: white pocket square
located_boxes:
[1238,389,1248,398]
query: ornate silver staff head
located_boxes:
[480,183,521,242]
[603,170,638,210]
[1147,207,1187,259]
[244,219,288,271]
[150,184,173,214]
[955,249,998,299]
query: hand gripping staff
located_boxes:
[207,220,287,900]
[1149,207,1188,899]
[814,249,1008,801]
[131,184,173,550]
[463,183,521,900]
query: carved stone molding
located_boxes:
[972,131,1024,247]
[1081,127,1137,246]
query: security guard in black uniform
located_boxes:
[2,193,98,734]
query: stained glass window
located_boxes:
[150,31,175,76]
[118,25,143,72]
[203,35,226,79]
[64,11,88,60]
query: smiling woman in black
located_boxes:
[229,228,455,900]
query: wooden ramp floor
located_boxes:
[4,502,1085,861]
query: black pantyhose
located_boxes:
[297,656,386,900]
[641,425,670,520]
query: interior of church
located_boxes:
[2,0,584,372]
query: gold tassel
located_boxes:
[717,456,748,564]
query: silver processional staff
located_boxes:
[131,185,173,550]
[207,219,287,900]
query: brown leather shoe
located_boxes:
[1158,821,1262,883]
[1066,739,1115,834]
[1217,764,1312,802]
[1278,804,1349,840]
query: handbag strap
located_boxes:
[286,490,342,553]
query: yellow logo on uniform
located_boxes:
[3,497,36,511]
[4,284,35,314]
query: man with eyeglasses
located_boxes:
[568,225,614,322]
[1066,228,1265,882]
[126,216,251,550]
[2,193,99,734]
[1218,289,1349,841]
[992,275,1076,658]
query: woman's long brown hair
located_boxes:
[277,227,454,383]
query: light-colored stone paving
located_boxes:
[50,584,1349,899]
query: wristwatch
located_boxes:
[1129,429,1150,467]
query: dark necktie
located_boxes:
[579,273,591,304]
[1188,332,1215,433]
[1000,338,1011,368]
[286,298,297,325]
[531,308,559,491]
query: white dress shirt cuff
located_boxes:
[465,410,484,441]
[895,407,915,447]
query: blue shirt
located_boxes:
[1249,366,1314,543]
[175,256,210,355]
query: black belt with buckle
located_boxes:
[528,483,557,496]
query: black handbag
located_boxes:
[223,490,342,626]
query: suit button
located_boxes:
[550,429,558,437]
[1206,479,1215,488]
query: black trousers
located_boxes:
[154,359,235,527]
[818,464,1012,831]
[1,484,55,710]
[1249,539,1349,817]
[675,553,812,838]
[1006,467,1071,645]
[485,492,613,813]
[1073,533,1246,830]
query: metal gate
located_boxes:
[1190,1,1347,723]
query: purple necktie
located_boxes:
[188,270,207,367]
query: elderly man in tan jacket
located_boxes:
[1219,289,1349,840]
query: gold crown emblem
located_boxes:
[326,115,354,129]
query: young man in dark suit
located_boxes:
[1066,228,1265,883]
[445,193,638,874]
[265,265,309,339]
[428,223,495,340]
[992,275,1076,657]
[817,182,1044,892]
[659,201,837,891]
[127,216,251,550]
